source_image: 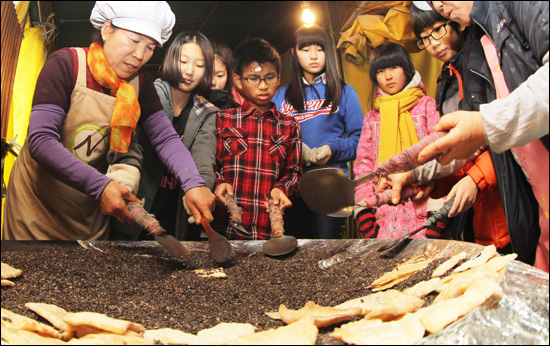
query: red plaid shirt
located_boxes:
[213,100,302,240]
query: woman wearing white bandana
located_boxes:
[3,2,215,240]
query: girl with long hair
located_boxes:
[273,24,363,239]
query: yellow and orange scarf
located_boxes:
[374,87,424,164]
[87,42,140,153]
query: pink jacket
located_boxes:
[354,76,440,239]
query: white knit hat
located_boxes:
[90,1,176,46]
[412,1,433,11]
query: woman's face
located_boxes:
[295,44,326,83]
[211,57,228,90]
[431,1,474,27]
[101,21,157,80]
[177,42,206,94]
[421,21,463,63]
[376,66,407,95]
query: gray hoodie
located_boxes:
[111,79,219,240]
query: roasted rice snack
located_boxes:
[278,301,362,327]
[331,314,425,345]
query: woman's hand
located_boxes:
[98,181,141,223]
[446,175,478,217]
[418,111,486,165]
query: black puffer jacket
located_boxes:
[459,1,549,264]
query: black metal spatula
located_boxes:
[378,196,456,255]
[127,202,190,259]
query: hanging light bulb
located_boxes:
[302,7,315,25]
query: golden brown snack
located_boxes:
[369,258,433,291]
[1,279,15,286]
[335,289,424,320]
[231,315,318,345]
[62,311,145,335]
[433,266,500,304]
[0,322,66,345]
[331,314,425,345]
[418,278,503,334]
[403,277,443,298]
[453,245,497,273]
[193,267,228,279]
[25,302,75,340]
[1,308,66,339]
[196,322,258,344]
[66,331,150,345]
[143,328,199,345]
[432,252,468,278]
[278,301,362,328]
[1,262,23,279]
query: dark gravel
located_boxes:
[1,241,448,344]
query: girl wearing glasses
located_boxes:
[353,41,447,240]
[386,6,511,253]
[272,24,363,239]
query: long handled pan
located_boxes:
[299,132,447,215]
[299,168,376,215]
[200,218,233,263]
[262,196,297,256]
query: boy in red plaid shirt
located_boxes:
[212,38,303,240]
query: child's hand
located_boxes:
[377,172,434,204]
[266,188,292,212]
[302,142,313,166]
[446,175,478,217]
[214,183,234,207]
[310,145,331,165]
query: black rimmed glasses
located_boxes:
[240,74,280,85]
[417,20,452,50]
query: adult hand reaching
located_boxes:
[418,111,486,165]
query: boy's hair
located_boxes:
[232,38,281,76]
[285,24,343,115]
[369,41,415,87]
[160,31,214,95]
[409,5,461,40]
[212,41,234,92]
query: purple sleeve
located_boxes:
[27,104,111,200]
[141,110,206,191]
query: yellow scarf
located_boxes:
[374,87,424,164]
[87,42,140,153]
